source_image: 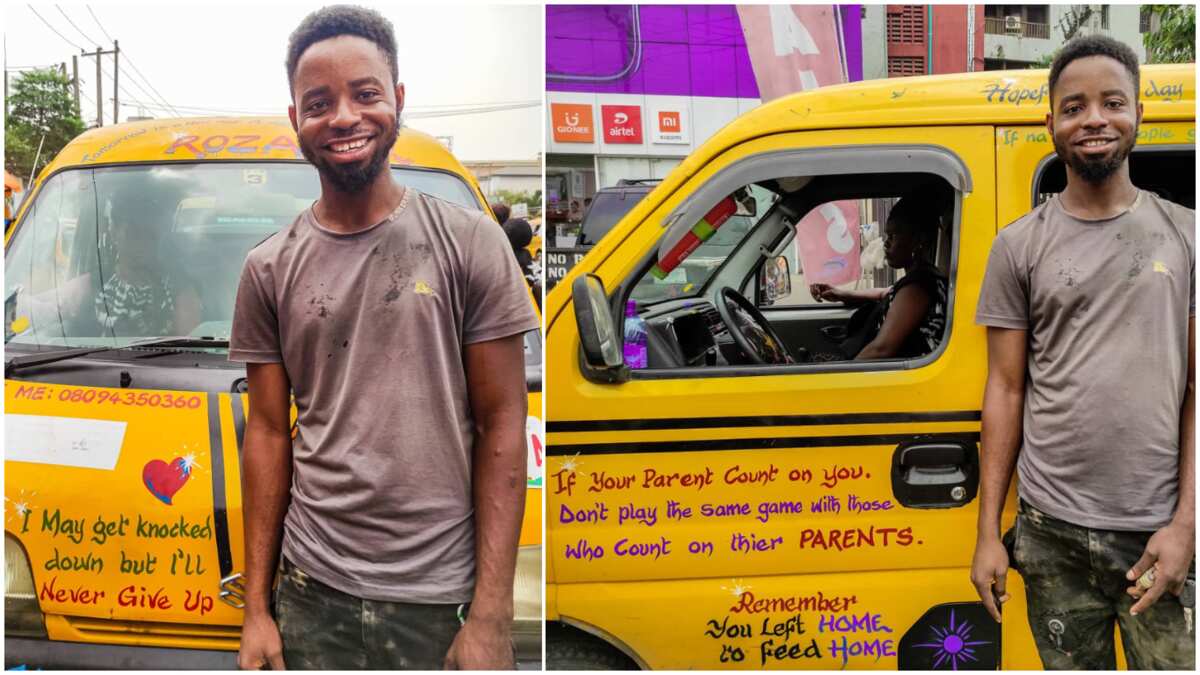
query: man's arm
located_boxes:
[971,327,1027,623]
[445,332,528,669]
[1127,316,1195,614]
[237,362,293,670]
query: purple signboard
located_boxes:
[840,5,863,83]
[546,5,862,97]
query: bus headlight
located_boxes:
[6,533,47,638]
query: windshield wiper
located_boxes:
[4,336,230,377]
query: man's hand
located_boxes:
[1125,521,1195,615]
[238,610,285,670]
[971,535,1010,623]
[444,616,513,670]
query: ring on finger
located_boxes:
[1136,567,1157,590]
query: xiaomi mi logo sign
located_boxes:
[551,103,594,143]
[651,107,689,144]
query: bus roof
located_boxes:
[38,116,472,179]
[706,63,1192,155]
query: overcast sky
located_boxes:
[3,1,543,161]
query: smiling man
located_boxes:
[229,5,538,670]
[971,36,1194,669]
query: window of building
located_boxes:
[887,5,926,43]
[888,56,926,77]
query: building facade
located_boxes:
[545,5,864,223]
[862,4,1153,77]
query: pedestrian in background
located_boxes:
[491,201,510,225]
[503,217,540,310]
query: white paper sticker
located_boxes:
[6,414,127,470]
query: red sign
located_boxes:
[658,111,681,133]
[601,105,643,144]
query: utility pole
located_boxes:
[72,55,80,115]
[112,40,119,125]
[94,46,102,126]
[82,44,118,127]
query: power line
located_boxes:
[83,4,180,118]
[27,4,86,52]
[407,100,542,111]
[408,102,541,119]
[55,4,103,48]
[85,5,115,43]
[119,98,541,119]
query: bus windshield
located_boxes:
[5,162,481,349]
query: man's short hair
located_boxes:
[1048,35,1140,104]
[286,5,399,94]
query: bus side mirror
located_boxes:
[571,274,629,383]
[758,256,792,307]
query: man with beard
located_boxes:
[971,36,1194,669]
[229,6,538,670]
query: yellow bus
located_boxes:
[544,64,1193,670]
[4,117,543,668]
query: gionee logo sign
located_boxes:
[552,104,594,142]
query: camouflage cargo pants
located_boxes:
[273,556,466,670]
[1008,499,1195,670]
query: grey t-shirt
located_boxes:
[229,188,539,602]
[976,190,1194,531]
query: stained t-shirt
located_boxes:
[976,190,1194,531]
[229,188,539,602]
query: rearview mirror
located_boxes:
[758,256,792,307]
[571,274,629,383]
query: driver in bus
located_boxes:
[91,189,202,337]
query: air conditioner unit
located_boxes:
[1005,16,1022,31]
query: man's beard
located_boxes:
[1053,128,1137,185]
[300,116,400,194]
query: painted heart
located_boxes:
[143,458,192,505]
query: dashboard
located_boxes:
[641,300,748,368]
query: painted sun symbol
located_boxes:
[720,579,751,597]
[912,608,990,670]
[4,490,38,523]
[559,452,582,474]
[178,453,203,474]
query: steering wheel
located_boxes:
[714,287,795,365]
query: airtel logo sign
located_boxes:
[601,105,643,144]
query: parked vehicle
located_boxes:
[4,117,544,669]
[544,64,1194,670]
[545,179,659,290]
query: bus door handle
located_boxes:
[890,441,978,508]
